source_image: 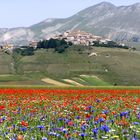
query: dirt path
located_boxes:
[80,74,100,80]
[42,78,70,86]
[63,79,83,86]
[0,74,14,77]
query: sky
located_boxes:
[0,0,140,28]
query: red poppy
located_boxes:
[86,114,91,118]
[68,121,74,126]
[112,111,117,115]
[100,114,107,120]
[0,105,5,111]
[21,121,28,127]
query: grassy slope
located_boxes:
[0,51,12,74]
[1,46,140,86]
[79,76,110,86]
[121,42,140,51]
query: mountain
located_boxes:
[0,2,140,45]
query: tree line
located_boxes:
[13,38,73,56]
[93,41,129,49]
[37,38,72,53]
[12,39,131,57]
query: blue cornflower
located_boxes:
[120,111,130,118]
[76,116,80,119]
[55,133,61,137]
[81,126,86,132]
[93,121,98,125]
[48,131,54,135]
[100,125,110,132]
[65,118,71,124]
[5,132,9,135]
[92,128,98,136]
[18,107,21,111]
[58,118,63,121]
[137,113,140,119]
[132,137,138,140]
[111,119,114,124]
[106,119,114,124]
[20,127,27,132]
[102,110,108,114]
[12,124,16,129]
[17,107,21,114]
[2,116,6,121]
[98,117,105,123]
[37,125,45,129]
[86,117,92,122]
[79,133,88,137]
[62,128,68,133]
[42,137,48,140]
[133,122,139,125]
[10,138,16,140]
[88,105,92,109]
[132,133,138,140]
[96,99,101,103]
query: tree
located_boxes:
[107,41,118,48]
[21,47,34,56]
[55,46,66,53]
[37,40,48,49]
[60,38,67,45]
[67,41,73,46]
[37,38,71,52]
[13,48,22,54]
[47,38,60,48]
[93,41,100,46]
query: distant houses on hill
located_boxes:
[54,30,104,46]
[0,30,132,52]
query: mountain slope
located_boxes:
[0,2,140,44]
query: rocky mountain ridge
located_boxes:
[0,2,140,45]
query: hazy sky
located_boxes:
[0,0,140,28]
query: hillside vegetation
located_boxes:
[0,46,140,86]
[0,52,13,74]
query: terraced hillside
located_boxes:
[0,46,140,86]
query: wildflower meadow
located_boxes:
[0,89,140,140]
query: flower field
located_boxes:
[0,89,140,140]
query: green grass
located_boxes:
[0,75,27,82]
[79,75,110,86]
[1,46,140,86]
[72,77,89,85]
[1,85,140,90]
[0,51,13,74]
[0,73,48,85]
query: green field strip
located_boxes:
[80,75,111,86]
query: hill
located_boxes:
[0,51,13,74]
[0,47,140,86]
[0,2,140,45]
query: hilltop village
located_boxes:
[0,30,129,53]
[53,30,108,46]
